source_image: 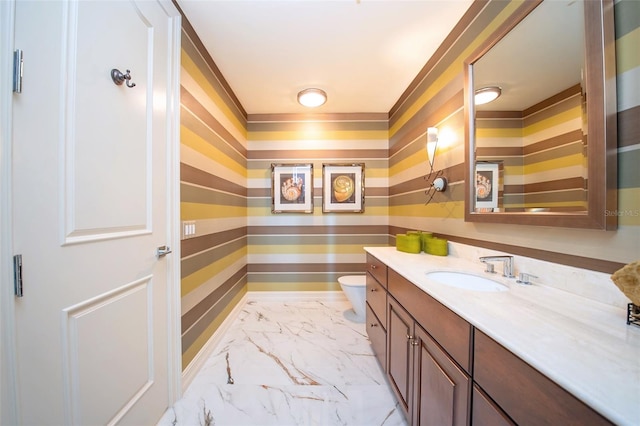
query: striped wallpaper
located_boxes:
[178,20,248,369]
[387,0,639,265]
[476,85,587,211]
[615,0,640,223]
[176,0,640,372]
[246,115,390,291]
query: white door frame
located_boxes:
[165,0,184,408]
[1,1,18,424]
[0,2,182,422]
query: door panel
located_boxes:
[63,276,153,425]
[66,0,152,242]
[10,1,179,424]
[67,2,150,242]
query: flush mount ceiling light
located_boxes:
[297,88,327,108]
[474,86,502,105]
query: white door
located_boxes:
[8,0,180,424]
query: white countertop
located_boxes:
[365,246,640,426]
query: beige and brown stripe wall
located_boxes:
[246,115,390,292]
[175,0,640,372]
[615,0,640,226]
[476,84,587,211]
[179,21,249,369]
[387,0,638,267]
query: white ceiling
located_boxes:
[176,0,474,115]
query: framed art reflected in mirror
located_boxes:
[476,162,500,211]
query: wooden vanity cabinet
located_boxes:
[473,330,612,426]
[388,269,472,373]
[366,254,388,370]
[387,270,471,425]
[366,253,615,426]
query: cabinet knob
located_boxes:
[411,339,420,346]
[370,288,377,292]
[370,265,377,270]
[370,323,378,328]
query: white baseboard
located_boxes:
[181,290,347,391]
[245,290,347,302]
[181,291,248,391]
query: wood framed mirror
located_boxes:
[464,0,617,229]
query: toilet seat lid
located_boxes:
[338,275,366,286]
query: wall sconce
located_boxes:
[297,88,327,107]
[425,127,447,205]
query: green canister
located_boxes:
[425,237,448,256]
[420,232,433,252]
[396,233,422,254]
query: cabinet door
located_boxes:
[413,325,470,426]
[472,385,515,426]
[387,297,414,420]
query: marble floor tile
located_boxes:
[158,296,407,426]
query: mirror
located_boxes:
[464,0,617,229]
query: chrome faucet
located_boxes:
[479,256,515,278]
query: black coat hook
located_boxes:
[111,68,136,88]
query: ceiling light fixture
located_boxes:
[474,86,502,105]
[297,88,327,108]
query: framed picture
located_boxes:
[271,163,314,213]
[475,162,499,210]
[322,163,365,213]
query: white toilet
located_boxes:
[338,275,367,321]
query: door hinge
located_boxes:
[13,49,23,93]
[13,254,23,297]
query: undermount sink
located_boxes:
[426,271,508,292]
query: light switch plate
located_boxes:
[182,221,196,239]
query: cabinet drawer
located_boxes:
[366,273,387,328]
[474,330,612,426]
[388,268,472,373]
[366,303,386,371]
[366,253,387,288]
